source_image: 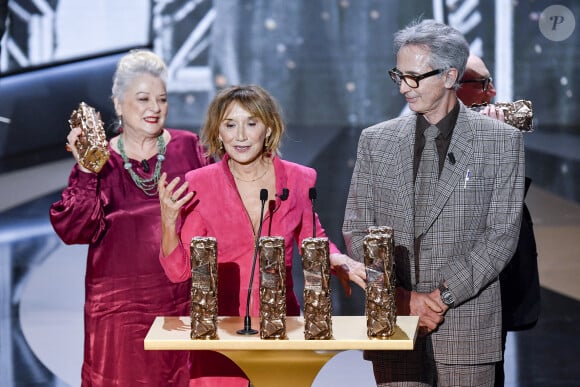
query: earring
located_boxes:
[220,141,224,150]
[116,115,123,132]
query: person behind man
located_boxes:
[343,20,525,386]
[458,54,541,387]
[457,54,497,106]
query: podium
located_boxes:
[145,315,418,387]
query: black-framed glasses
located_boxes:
[459,77,493,91]
[388,67,445,88]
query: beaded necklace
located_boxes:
[117,133,166,196]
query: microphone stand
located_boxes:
[268,188,289,236]
[267,200,276,236]
[237,188,268,335]
[309,187,317,238]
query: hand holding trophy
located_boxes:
[67,102,110,173]
[470,100,534,132]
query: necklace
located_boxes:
[229,159,270,183]
[117,133,166,196]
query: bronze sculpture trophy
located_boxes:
[190,237,218,340]
[364,226,397,338]
[68,102,110,173]
[470,99,533,132]
[258,236,287,339]
[301,237,333,340]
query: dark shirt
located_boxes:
[413,101,459,181]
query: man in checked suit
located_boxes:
[343,20,525,386]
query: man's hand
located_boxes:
[480,104,505,122]
[396,287,447,336]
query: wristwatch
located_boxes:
[438,282,456,308]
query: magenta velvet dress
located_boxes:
[50,129,210,386]
[160,155,339,386]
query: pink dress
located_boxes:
[50,129,210,386]
[160,155,339,386]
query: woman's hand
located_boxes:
[159,172,194,221]
[65,126,92,173]
[158,172,195,256]
[329,253,367,296]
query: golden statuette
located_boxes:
[364,226,397,339]
[259,236,287,340]
[470,100,534,132]
[68,102,110,173]
[301,237,333,340]
[190,237,218,340]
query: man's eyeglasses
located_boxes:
[459,77,493,92]
[388,68,445,89]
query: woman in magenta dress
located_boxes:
[158,84,366,386]
[50,49,210,386]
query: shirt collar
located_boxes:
[416,100,460,139]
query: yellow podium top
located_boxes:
[145,315,418,351]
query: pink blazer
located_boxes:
[160,155,339,317]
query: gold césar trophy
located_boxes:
[68,102,110,173]
[259,236,287,339]
[190,237,218,340]
[364,226,397,338]
[301,187,333,340]
[301,237,333,340]
[470,99,534,132]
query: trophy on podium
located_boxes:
[301,237,333,340]
[190,237,218,340]
[364,226,397,338]
[259,236,287,339]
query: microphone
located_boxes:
[309,187,317,238]
[279,188,289,201]
[268,188,290,236]
[237,188,268,335]
[447,152,456,165]
[141,159,150,173]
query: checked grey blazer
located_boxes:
[343,102,525,364]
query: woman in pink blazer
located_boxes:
[158,84,365,387]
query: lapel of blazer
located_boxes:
[425,103,475,230]
[395,115,416,240]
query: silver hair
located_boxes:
[393,19,469,89]
[111,49,168,101]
